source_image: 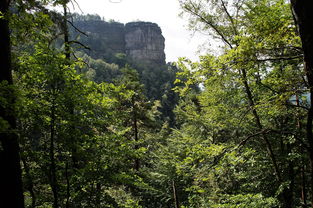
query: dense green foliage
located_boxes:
[0,0,312,207]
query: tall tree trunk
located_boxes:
[301,151,307,207]
[296,95,307,206]
[0,0,24,207]
[63,2,70,60]
[63,4,76,206]
[290,1,313,207]
[133,109,140,170]
[240,68,294,207]
[63,2,78,169]
[241,68,282,181]
[49,100,58,208]
[132,97,140,171]
[172,180,180,208]
[286,143,295,208]
[65,162,70,208]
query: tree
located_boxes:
[177,0,305,206]
[0,0,24,206]
[114,66,161,170]
[291,1,313,207]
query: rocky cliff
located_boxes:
[73,20,166,65]
[125,22,165,65]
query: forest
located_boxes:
[1,0,313,207]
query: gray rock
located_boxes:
[125,22,166,65]
[73,20,166,65]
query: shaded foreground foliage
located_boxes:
[0,0,313,207]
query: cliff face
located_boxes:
[125,22,166,65]
[73,20,166,65]
[73,20,125,60]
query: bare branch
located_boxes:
[72,53,90,68]
[67,20,88,37]
[70,0,83,13]
[285,102,310,110]
[182,1,233,49]
[238,129,271,147]
[68,40,91,50]
[220,0,239,36]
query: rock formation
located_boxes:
[73,20,166,65]
[125,22,165,65]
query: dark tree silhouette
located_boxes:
[291,1,313,207]
[0,0,24,207]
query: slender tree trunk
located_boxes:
[286,143,295,207]
[63,2,78,170]
[0,0,24,207]
[133,112,140,170]
[241,69,282,181]
[132,97,140,171]
[301,152,307,207]
[50,100,58,208]
[240,68,295,207]
[63,4,77,206]
[63,3,70,60]
[296,95,307,207]
[290,1,313,207]
[65,162,70,208]
[172,180,180,208]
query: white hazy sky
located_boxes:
[68,0,209,62]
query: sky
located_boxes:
[68,0,209,62]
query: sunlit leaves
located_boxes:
[171,0,307,207]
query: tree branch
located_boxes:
[256,55,303,62]
[220,0,238,36]
[67,20,88,37]
[238,129,271,147]
[68,40,90,50]
[182,1,233,49]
